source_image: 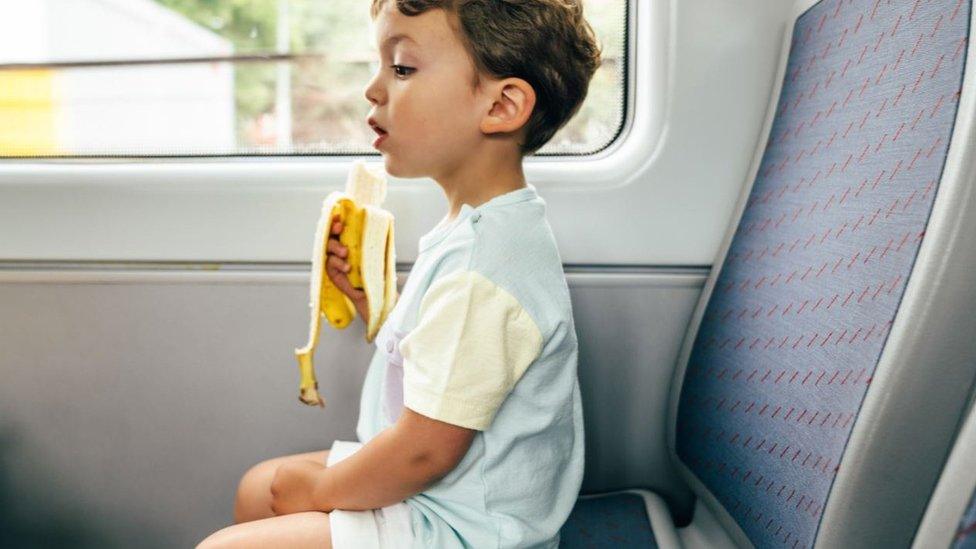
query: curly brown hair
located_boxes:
[370,0,603,156]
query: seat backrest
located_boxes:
[667,0,976,547]
[913,398,976,549]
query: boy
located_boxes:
[198,0,601,547]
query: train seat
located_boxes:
[561,0,976,546]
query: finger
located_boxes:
[338,282,367,302]
[326,238,347,258]
[326,238,346,257]
[325,260,345,283]
[331,220,343,235]
[337,276,366,299]
[328,263,366,298]
[327,255,350,276]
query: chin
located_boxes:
[379,155,403,178]
[380,155,425,180]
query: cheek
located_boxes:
[395,81,477,138]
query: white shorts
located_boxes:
[327,440,415,549]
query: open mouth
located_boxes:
[369,119,388,136]
[367,117,389,148]
[370,122,389,148]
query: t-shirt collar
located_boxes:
[418,183,538,252]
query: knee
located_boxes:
[233,460,277,524]
[195,526,233,549]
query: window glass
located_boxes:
[0,0,627,158]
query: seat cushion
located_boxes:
[560,491,658,548]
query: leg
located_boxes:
[234,450,330,524]
[196,511,332,549]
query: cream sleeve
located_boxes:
[398,269,544,430]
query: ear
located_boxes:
[480,77,536,137]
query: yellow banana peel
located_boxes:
[294,160,399,407]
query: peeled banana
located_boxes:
[293,160,399,407]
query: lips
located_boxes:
[368,117,389,149]
[368,117,388,136]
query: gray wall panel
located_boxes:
[0,268,702,547]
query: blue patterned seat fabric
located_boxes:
[674,0,970,547]
[559,493,657,548]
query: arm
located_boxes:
[353,296,369,326]
[311,407,476,512]
[309,269,541,511]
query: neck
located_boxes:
[434,139,527,221]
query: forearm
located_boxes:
[354,296,369,325]
[312,424,446,512]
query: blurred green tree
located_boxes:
[154,0,279,144]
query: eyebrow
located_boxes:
[381,33,419,50]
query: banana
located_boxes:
[293,160,399,407]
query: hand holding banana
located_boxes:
[294,160,398,408]
[325,216,369,323]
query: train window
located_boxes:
[0,0,627,158]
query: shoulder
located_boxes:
[463,201,573,341]
[418,197,574,336]
[418,270,543,342]
[439,208,580,387]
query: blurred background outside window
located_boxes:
[0,0,627,158]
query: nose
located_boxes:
[363,63,384,106]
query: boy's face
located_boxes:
[364,4,488,179]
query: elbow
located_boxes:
[393,407,477,486]
[408,448,461,486]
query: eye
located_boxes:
[390,64,415,79]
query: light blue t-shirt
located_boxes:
[356,182,585,548]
